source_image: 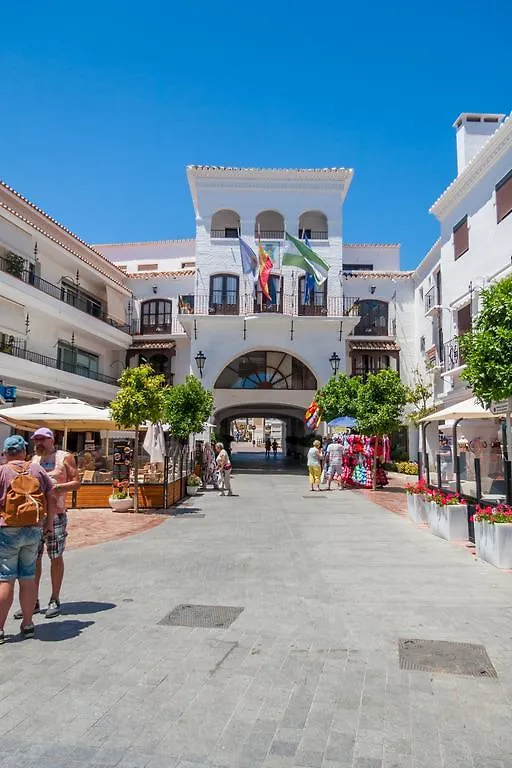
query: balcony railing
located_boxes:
[190,294,362,318]
[132,317,185,335]
[352,365,391,381]
[210,229,239,239]
[443,337,464,371]
[254,230,284,240]
[424,286,441,315]
[298,230,328,240]
[0,341,119,385]
[353,316,391,336]
[0,257,130,333]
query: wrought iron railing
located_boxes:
[0,341,119,385]
[0,256,130,333]
[190,294,361,318]
[254,230,285,239]
[298,230,328,240]
[424,286,441,314]
[352,366,390,381]
[443,337,464,371]
[210,229,239,238]
[132,317,186,335]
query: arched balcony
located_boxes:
[210,210,240,239]
[353,299,390,336]
[209,274,240,315]
[255,210,285,240]
[298,211,328,240]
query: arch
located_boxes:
[353,299,389,335]
[140,299,172,333]
[209,273,240,315]
[255,210,285,239]
[215,350,317,390]
[210,209,240,238]
[298,210,328,239]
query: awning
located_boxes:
[129,341,176,352]
[419,397,496,423]
[0,397,118,431]
[349,341,400,352]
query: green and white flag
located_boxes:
[282,232,329,286]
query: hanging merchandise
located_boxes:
[338,434,389,489]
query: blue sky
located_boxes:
[1,0,509,269]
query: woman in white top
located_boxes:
[215,442,233,497]
[306,440,323,491]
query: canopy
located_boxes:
[419,397,496,423]
[0,398,118,432]
[328,416,357,428]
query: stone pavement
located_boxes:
[2,466,512,768]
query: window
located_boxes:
[420,336,425,353]
[453,216,469,260]
[117,265,127,271]
[457,303,472,335]
[353,300,389,336]
[181,261,195,269]
[343,264,374,271]
[496,170,512,223]
[419,287,424,300]
[141,300,172,332]
[215,351,317,390]
[137,264,158,272]
[209,274,239,314]
[298,276,327,316]
[57,343,99,379]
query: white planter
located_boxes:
[475,520,512,569]
[415,496,429,524]
[406,493,423,523]
[186,485,199,496]
[430,503,468,541]
[109,496,133,512]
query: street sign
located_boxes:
[492,400,510,415]
[0,385,16,403]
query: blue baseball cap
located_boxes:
[3,435,28,453]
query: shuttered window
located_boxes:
[496,170,512,224]
[453,216,469,260]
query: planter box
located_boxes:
[186,485,199,496]
[475,520,512,569]
[109,496,134,513]
[416,496,430,524]
[406,493,423,523]
[430,503,468,541]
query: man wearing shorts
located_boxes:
[0,435,55,643]
[326,435,345,490]
[14,427,80,620]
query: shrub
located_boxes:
[395,461,419,475]
[186,473,202,487]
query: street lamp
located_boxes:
[329,352,340,376]
[195,350,206,378]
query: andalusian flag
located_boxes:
[283,232,329,286]
[258,239,273,300]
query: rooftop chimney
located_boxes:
[454,113,505,174]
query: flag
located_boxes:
[258,239,273,300]
[304,399,321,431]
[302,233,316,304]
[239,237,258,280]
[283,232,329,286]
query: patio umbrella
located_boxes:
[419,397,496,422]
[327,416,357,428]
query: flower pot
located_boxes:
[475,520,512,569]
[109,496,133,512]
[186,485,199,496]
[415,496,429,524]
[430,503,468,541]
[407,494,423,523]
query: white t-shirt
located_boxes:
[307,447,321,467]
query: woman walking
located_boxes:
[307,439,323,492]
[215,442,233,497]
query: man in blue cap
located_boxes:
[0,435,55,643]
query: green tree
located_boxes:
[162,375,214,442]
[460,275,512,456]
[356,369,409,489]
[109,365,167,512]
[316,373,361,424]
[406,367,435,426]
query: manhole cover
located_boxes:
[159,604,244,628]
[398,638,497,678]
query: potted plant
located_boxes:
[473,504,512,569]
[429,491,468,541]
[405,480,427,523]
[4,252,25,278]
[109,480,133,512]
[186,473,202,496]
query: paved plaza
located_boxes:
[2,458,512,768]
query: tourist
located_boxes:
[272,440,278,458]
[13,428,80,621]
[265,438,271,458]
[307,439,323,492]
[215,442,233,497]
[0,435,55,643]
[439,436,452,482]
[325,434,345,490]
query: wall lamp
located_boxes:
[152,285,158,294]
[195,350,206,378]
[370,285,376,295]
[329,352,340,376]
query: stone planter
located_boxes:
[406,493,423,523]
[416,495,430,524]
[475,520,512,569]
[186,485,199,496]
[430,503,468,541]
[108,496,133,512]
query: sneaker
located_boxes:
[20,623,34,639]
[45,599,61,619]
[13,600,40,621]
[0,630,5,645]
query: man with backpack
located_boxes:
[0,435,55,643]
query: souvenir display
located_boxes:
[335,434,389,488]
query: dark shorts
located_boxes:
[38,513,67,559]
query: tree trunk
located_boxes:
[372,447,378,491]
[133,425,139,513]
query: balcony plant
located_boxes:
[186,473,202,496]
[108,480,133,512]
[472,504,512,569]
[4,252,25,278]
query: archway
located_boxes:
[215,351,317,390]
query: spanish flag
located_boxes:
[304,399,321,431]
[258,239,273,300]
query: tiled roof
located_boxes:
[344,243,400,248]
[129,340,177,351]
[350,341,401,351]
[96,239,195,248]
[188,165,352,174]
[343,270,413,280]
[128,269,196,279]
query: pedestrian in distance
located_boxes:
[0,435,56,644]
[264,438,271,458]
[307,439,323,492]
[13,428,80,621]
[215,442,233,497]
[271,440,278,458]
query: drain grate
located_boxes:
[159,604,244,628]
[398,638,497,678]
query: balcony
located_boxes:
[0,256,130,333]
[189,294,361,318]
[0,340,118,385]
[298,230,328,240]
[210,229,239,239]
[424,286,442,316]
[443,337,464,372]
[425,344,442,369]
[351,366,390,382]
[132,318,186,335]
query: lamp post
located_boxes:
[195,350,206,379]
[329,352,340,377]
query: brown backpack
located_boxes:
[2,463,46,527]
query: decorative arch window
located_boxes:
[298,276,327,316]
[298,211,328,240]
[140,300,172,333]
[210,210,240,238]
[255,210,285,239]
[209,274,239,315]
[353,299,389,336]
[215,351,317,390]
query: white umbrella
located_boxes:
[420,397,496,422]
[143,423,166,463]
